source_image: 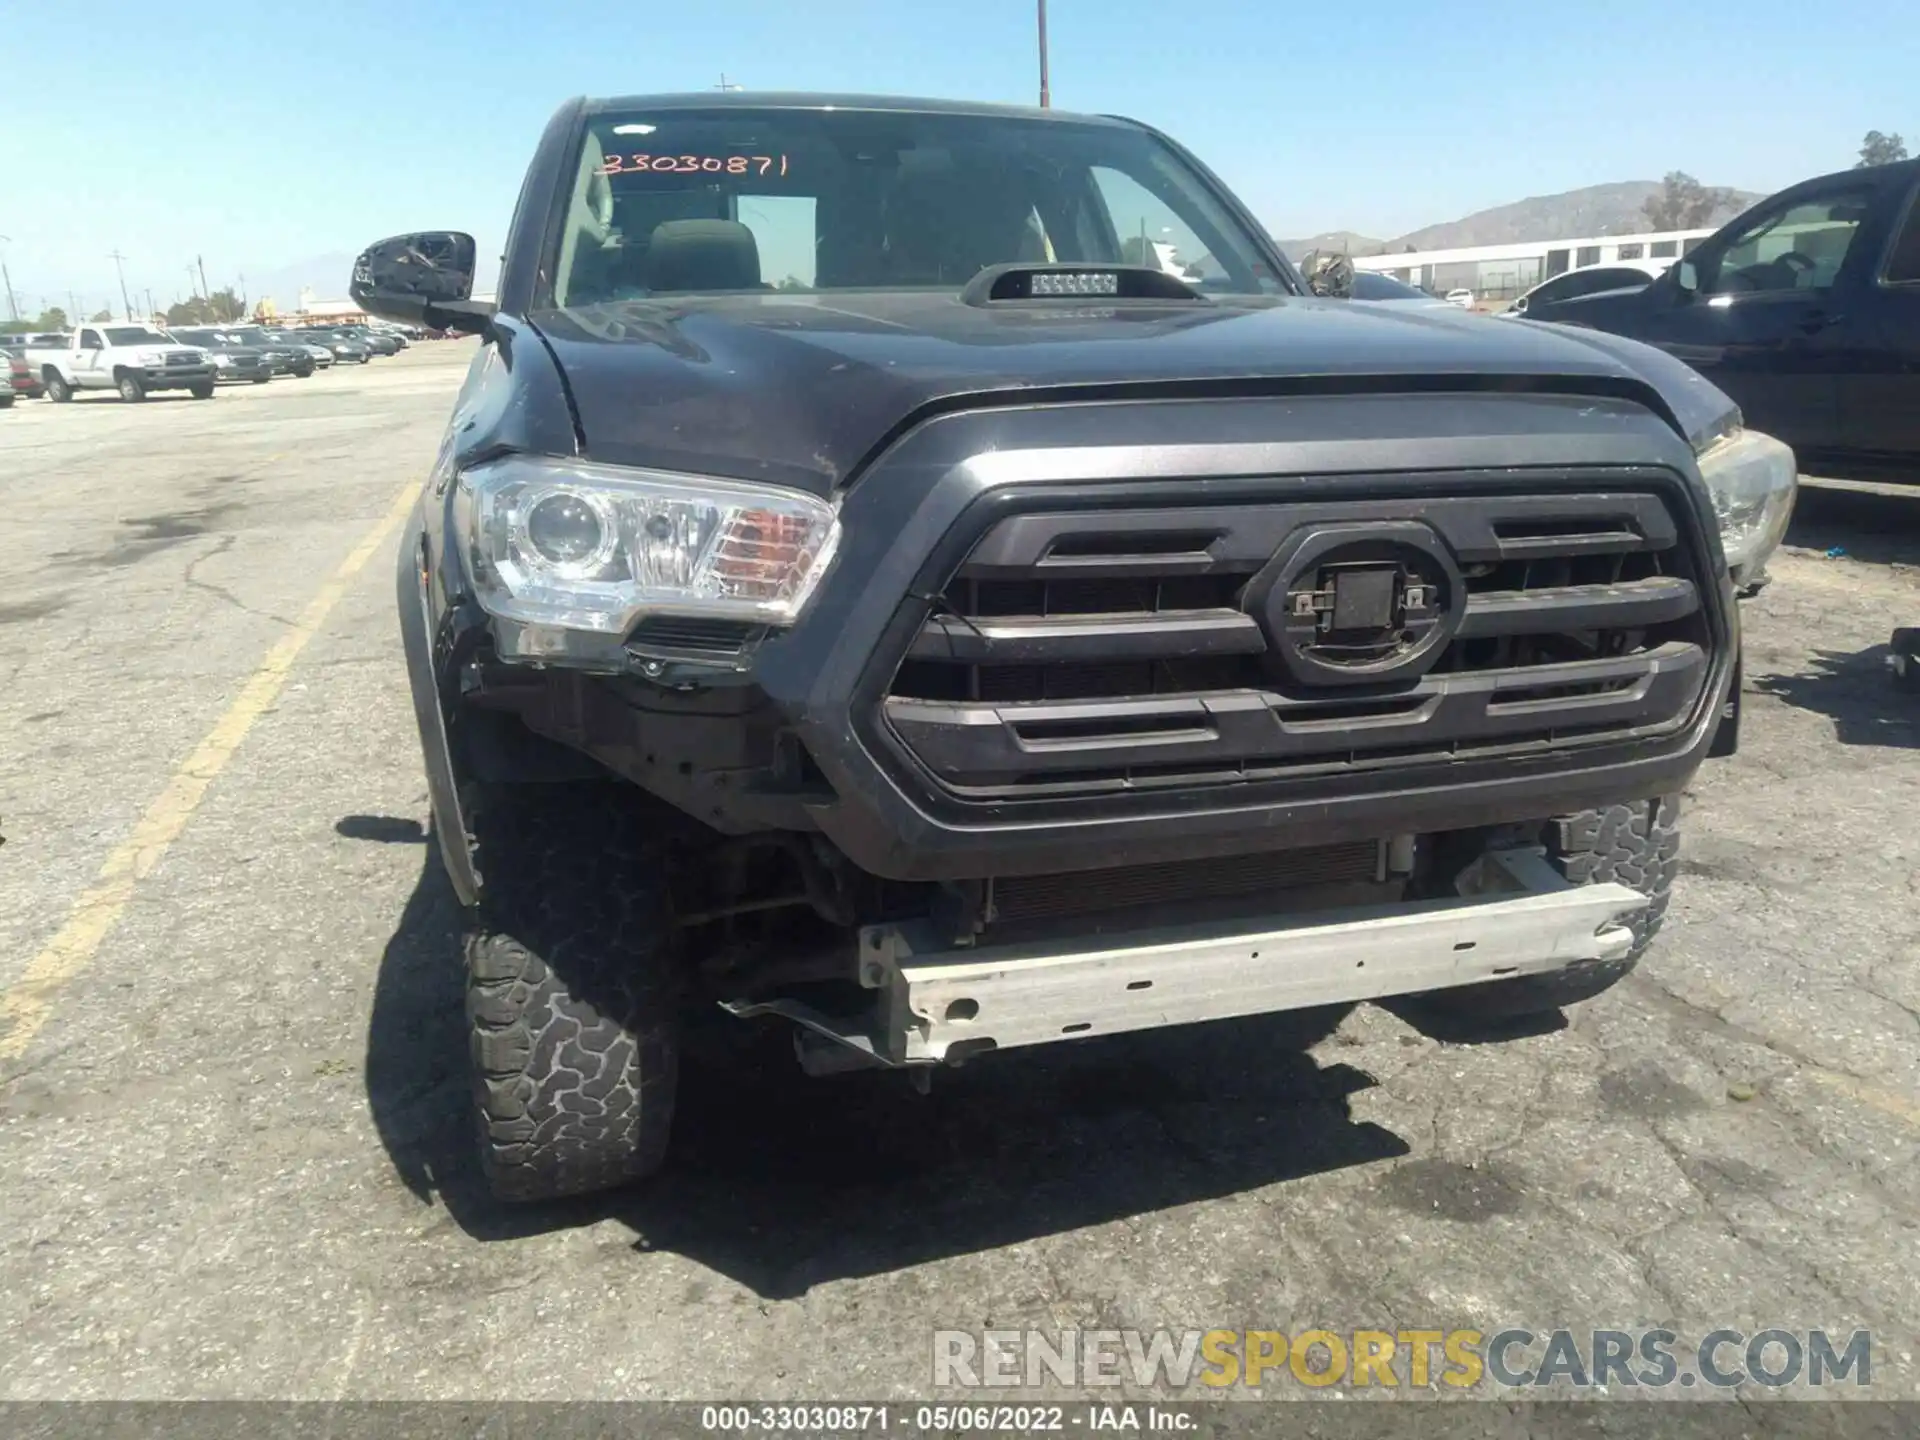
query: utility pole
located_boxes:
[0,234,18,322]
[1037,0,1051,108]
[196,255,211,309]
[185,264,199,299]
[145,288,157,321]
[108,248,134,320]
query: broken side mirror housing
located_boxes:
[349,231,496,335]
[1304,251,1356,300]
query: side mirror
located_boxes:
[1304,251,1356,300]
[348,231,495,334]
[1512,296,1529,314]
[1673,260,1699,298]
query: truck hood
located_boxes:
[531,292,1733,494]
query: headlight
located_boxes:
[457,455,840,640]
[1695,425,1796,589]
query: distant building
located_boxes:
[296,298,368,323]
[1351,226,1715,302]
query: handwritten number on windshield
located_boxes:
[597,155,788,177]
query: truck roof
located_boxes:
[582,91,1134,128]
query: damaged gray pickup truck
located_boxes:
[350,92,1797,1202]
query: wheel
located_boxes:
[465,787,682,1202]
[358,354,371,364]
[1418,796,1681,1019]
[44,371,73,403]
[116,373,146,403]
[0,395,13,409]
[189,382,215,400]
[250,375,271,385]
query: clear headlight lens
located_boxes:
[1696,425,1797,587]
[458,455,840,635]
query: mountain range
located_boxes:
[1278,180,1763,259]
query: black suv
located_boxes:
[354,93,1795,1203]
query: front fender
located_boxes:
[396,515,481,906]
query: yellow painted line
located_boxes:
[0,480,419,1062]
[1807,1068,1920,1129]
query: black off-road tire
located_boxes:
[1421,796,1681,1019]
[116,373,146,403]
[465,789,681,1202]
[189,382,215,400]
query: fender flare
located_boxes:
[395,521,482,906]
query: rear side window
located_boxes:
[1529,274,1575,307]
[1569,268,1651,299]
[1885,186,1920,284]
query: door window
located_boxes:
[1700,188,1873,295]
[79,328,103,350]
[1884,186,1920,284]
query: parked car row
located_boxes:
[0,319,415,404]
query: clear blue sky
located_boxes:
[1,0,1913,316]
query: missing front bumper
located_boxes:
[723,847,1646,1072]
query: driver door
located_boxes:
[1633,180,1875,456]
[75,328,107,385]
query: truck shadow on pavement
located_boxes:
[362,837,1411,1299]
[1749,646,1920,749]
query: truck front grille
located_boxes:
[879,484,1715,801]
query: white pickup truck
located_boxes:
[25,323,216,403]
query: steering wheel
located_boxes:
[1779,252,1816,274]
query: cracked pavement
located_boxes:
[0,348,1917,1406]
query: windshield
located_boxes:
[550,106,1290,305]
[106,326,168,345]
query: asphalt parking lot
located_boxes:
[0,344,1917,1404]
